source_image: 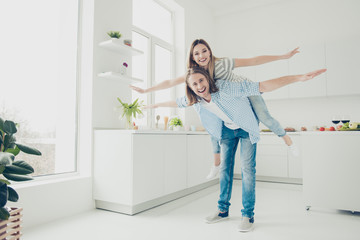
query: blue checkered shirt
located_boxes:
[176,80,261,144]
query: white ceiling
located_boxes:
[197,0,287,16]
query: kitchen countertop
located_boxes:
[94,128,209,135]
[94,128,360,135]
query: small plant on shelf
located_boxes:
[169,117,183,130]
[107,31,122,39]
[117,98,144,129]
[0,117,42,220]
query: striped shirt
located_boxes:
[176,80,261,144]
[214,57,253,83]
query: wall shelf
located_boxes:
[98,72,143,83]
[98,39,143,56]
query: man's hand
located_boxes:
[298,69,327,82]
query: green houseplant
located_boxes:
[0,117,41,220]
[117,98,144,129]
[107,31,122,39]
[169,117,183,131]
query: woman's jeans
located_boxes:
[210,95,285,155]
[248,95,286,137]
[218,126,257,219]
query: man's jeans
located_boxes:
[218,126,257,218]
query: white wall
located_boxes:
[174,0,215,128]
[213,0,360,129]
[92,0,133,128]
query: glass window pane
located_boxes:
[154,45,172,123]
[0,0,79,176]
[133,0,172,43]
[132,31,149,127]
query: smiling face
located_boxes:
[187,72,211,101]
[192,44,211,69]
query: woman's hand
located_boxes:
[298,69,327,82]
[129,85,147,94]
[283,47,300,59]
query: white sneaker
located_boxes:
[288,144,299,157]
[238,217,254,232]
[206,165,220,179]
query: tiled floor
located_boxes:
[24,181,360,240]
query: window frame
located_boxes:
[132,2,176,128]
[0,0,82,180]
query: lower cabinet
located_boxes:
[234,133,302,183]
[187,134,214,187]
[93,130,215,215]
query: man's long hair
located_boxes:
[185,67,219,106]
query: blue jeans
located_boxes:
[218,126,257,219]
[248,95,286,137]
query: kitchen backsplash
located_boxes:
[263,95,360,131]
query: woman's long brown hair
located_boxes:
[186,39,220,81]
[185,67,219,106]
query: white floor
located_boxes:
[24,181,360,240]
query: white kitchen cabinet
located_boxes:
[132,134,165,204]
[288,42,327,98]
[163,135,187,195]
[256,139,288,178]
[287,135,302,179]
[302,132,360,212]
[93,129,213,215]
[255,60,289,100]
[325,35,360,96]
[234,133,302,183]
[187,134,214,187]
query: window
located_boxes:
[132,0,174,128]
[0,0,80,177]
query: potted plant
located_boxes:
[0,117,41,237]
[169,117,183,131]
[116,98,144,129]
[107,31,122,39]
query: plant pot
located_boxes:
[0,207,22,240]
[173,126,181,131]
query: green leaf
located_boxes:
[0,179,11,185]
[4,120,17,134]
[5,146,20,156]
[7,186,18,202]
[0,152,15,165]
[0,207,10,220]
[0,182,8,207]
[4,160,34,175]
[0,165,5,173]
[16,143,42,156]
[0,117,4,131]
[3,173,33,182]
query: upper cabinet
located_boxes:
[254,35,360,100]
[288,42,327,98]
[256,60,289,100]
[325,35,360,96]
[98,38,144,84]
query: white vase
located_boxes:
[120,65,127,75]
[173,126,181,131]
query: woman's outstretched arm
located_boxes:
[234,47,299,68]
